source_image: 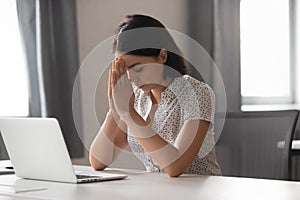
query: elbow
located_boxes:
[91,163,106,171]
[167,172,182,178]
[164,167,184,178]
[89,154,107,171]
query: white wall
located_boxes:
[75,0,188,169]
[76,0,188,62]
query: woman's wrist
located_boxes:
[120,108,157,139]
[107,109,120,124]
[120,107,141,124]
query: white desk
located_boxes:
[0,165,299,200]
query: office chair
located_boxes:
[216,110,299,180]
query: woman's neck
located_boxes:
[150,86,164,105]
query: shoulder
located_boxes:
[178,76,215,122]
[173,75,214,99]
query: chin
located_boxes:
[138,85,146,90]
[140,87,149,92]
[140,86,150,93]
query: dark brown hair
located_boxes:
[112,14,187,77]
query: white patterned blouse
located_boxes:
[127,75,222,175]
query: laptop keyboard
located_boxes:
[76,174,102,180]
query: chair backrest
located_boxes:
[216,110,299,180]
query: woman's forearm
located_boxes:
[122,110,208,177]
[89,111,123,170]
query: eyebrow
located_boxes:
[127,63,141,69]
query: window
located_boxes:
[240,0,295,105]
[0,0,29,116]
[295,0,300,104]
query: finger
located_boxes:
[112,59,116,72]
[119,58,126,77]
[111,69,117,88]
[115,58,120,78]
[108,69,112,98]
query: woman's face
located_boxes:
[115,51,167,92]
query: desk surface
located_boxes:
[0,165,299,200]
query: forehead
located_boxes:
[115,52,157,65]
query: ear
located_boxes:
[158,49,168,64]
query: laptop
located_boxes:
[0,117,127,183]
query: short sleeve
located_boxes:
[182,82,215,123]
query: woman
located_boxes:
[89,14,221,177]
